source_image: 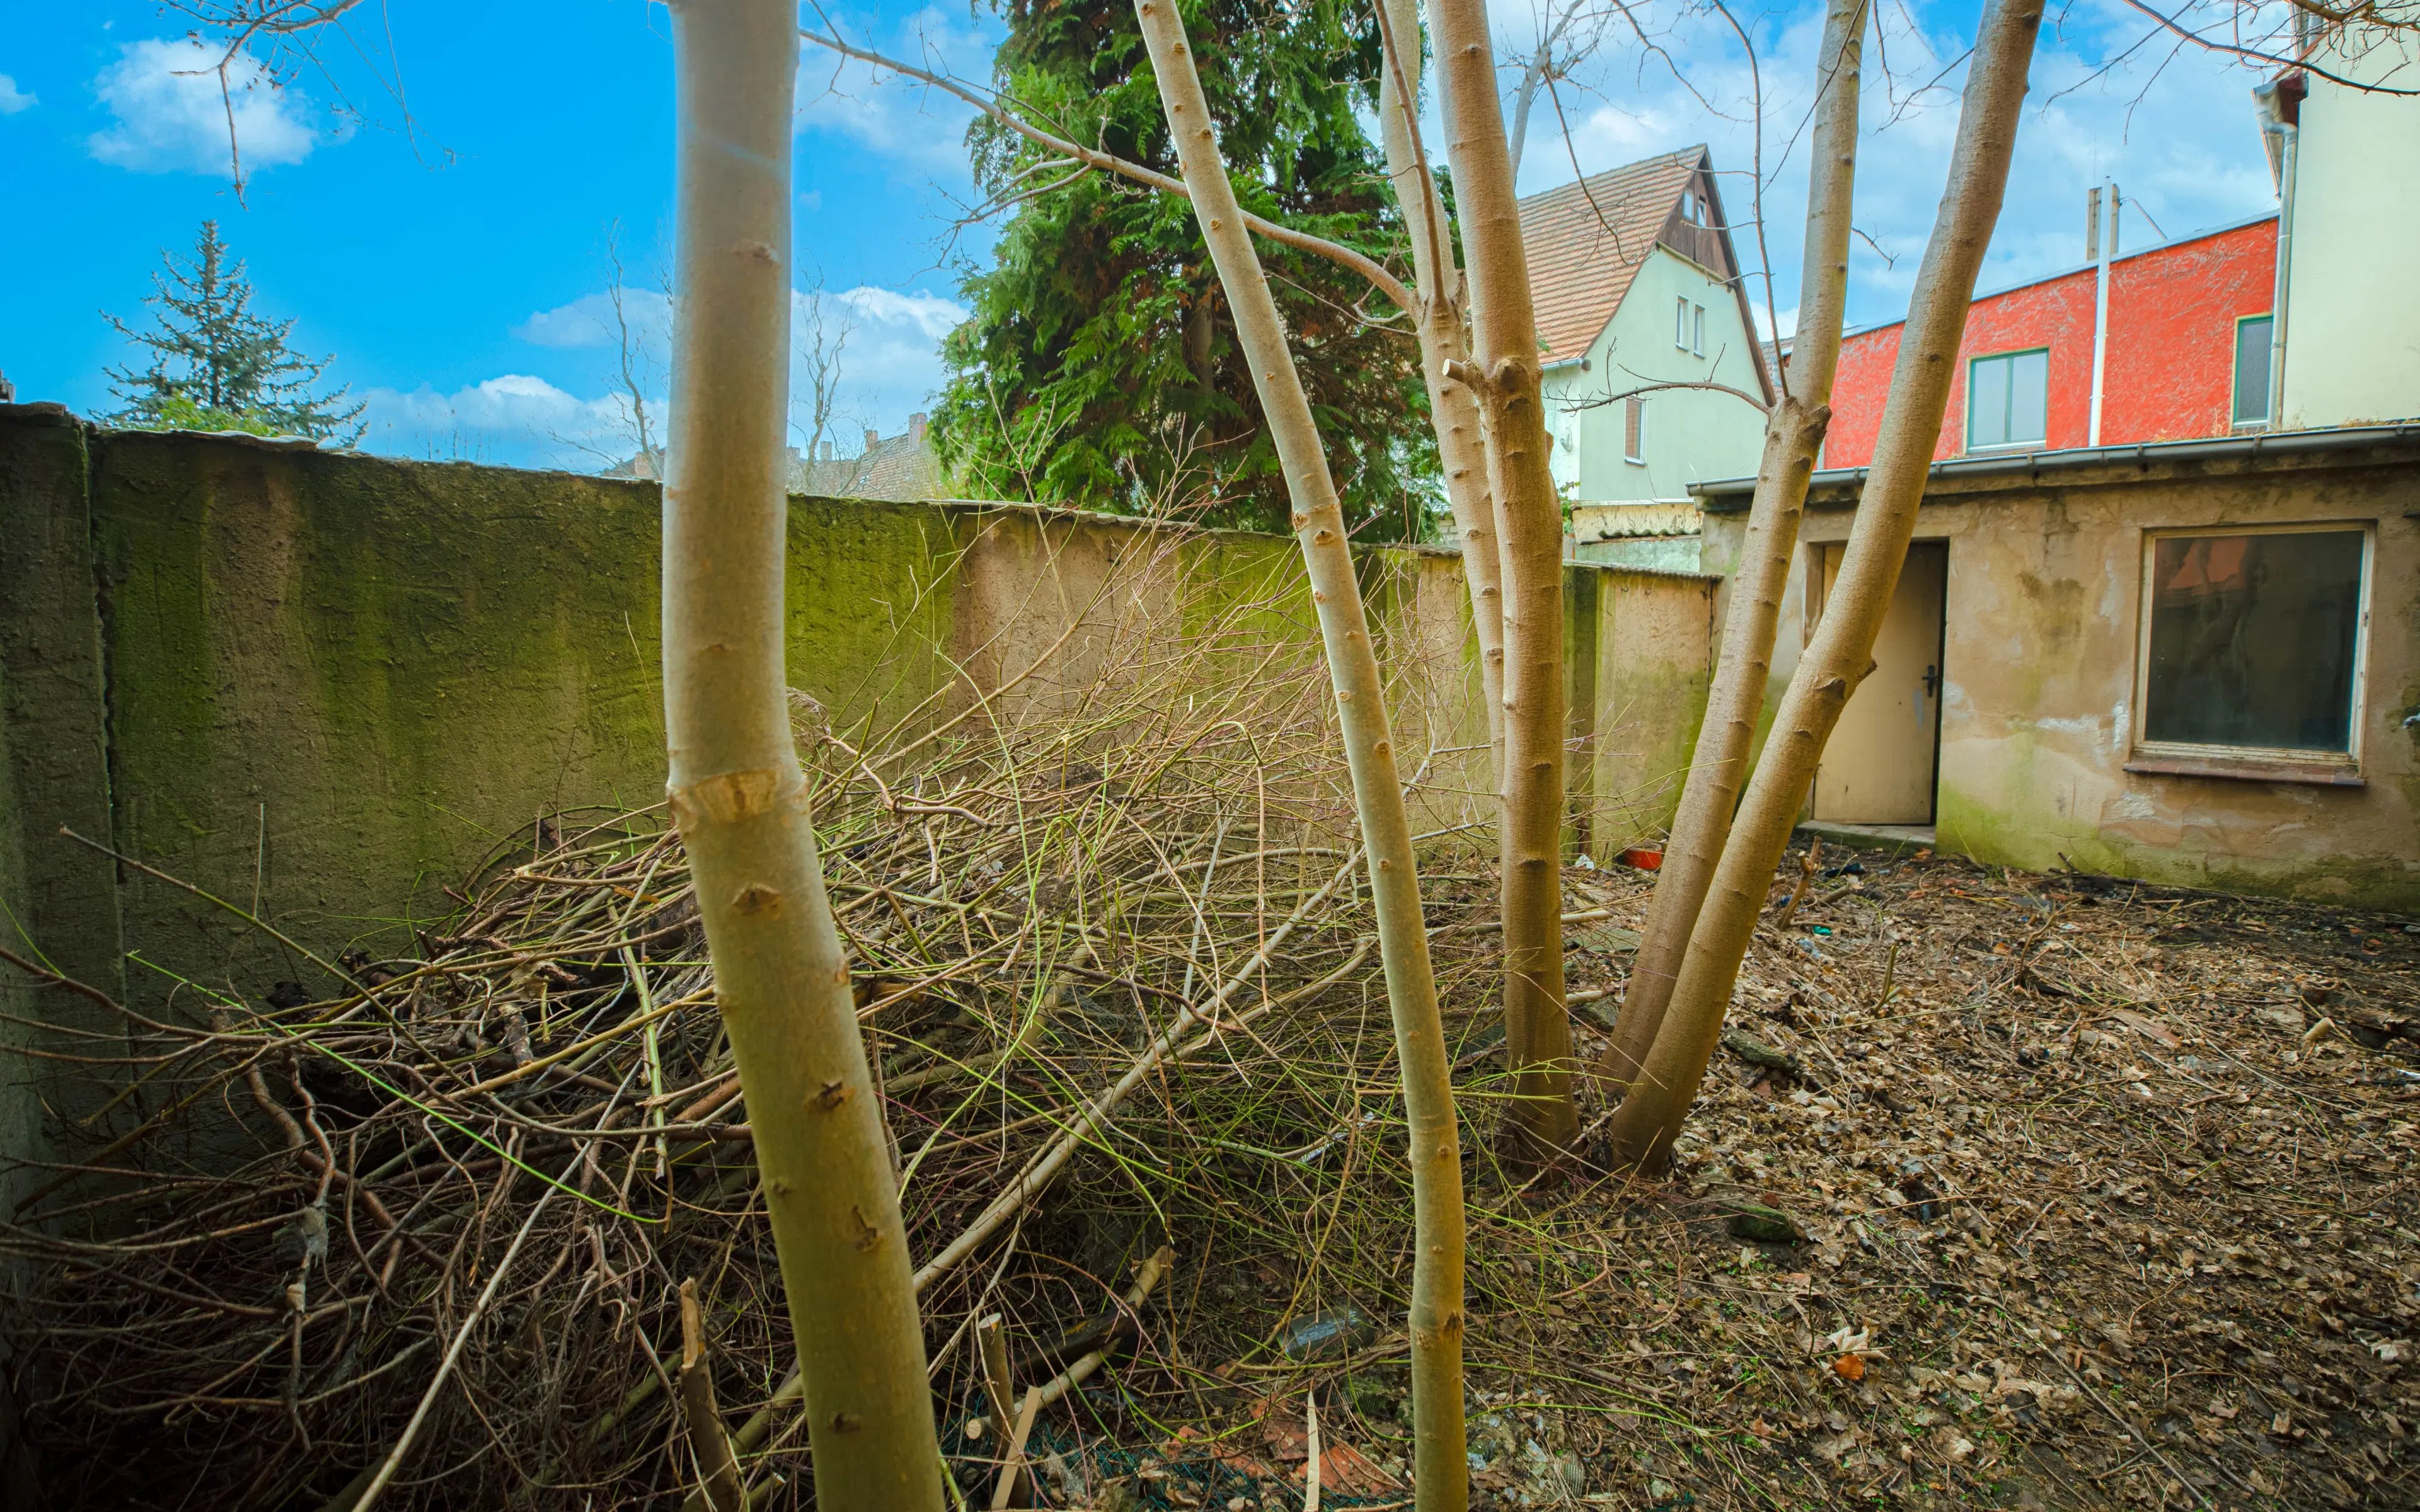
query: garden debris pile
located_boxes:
[4,726,2416,1512]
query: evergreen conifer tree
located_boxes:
[104,220,364,442]
[931,0,1435,537]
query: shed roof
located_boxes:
[1518,147,1704,361]
[1690,421,2420,508]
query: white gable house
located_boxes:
[1522,148,1772,561]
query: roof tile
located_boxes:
[1518,147,1703,360]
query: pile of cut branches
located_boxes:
[0,542,1519,1511]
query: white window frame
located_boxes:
[1693,303,1705,357]
[1623,395,1646,464]
[2129,520,2373,775]
[2231,312,2274,429]
[1964,346,2049,452]
[1675,296,1689,350]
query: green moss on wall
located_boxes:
[6,415,1715,1028]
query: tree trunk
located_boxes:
[1426,0,1579,1164]
[664,3,942,1506]
[1130,6,1466,1507]
[1605,0,2044,1172]
[1505,34,1553,180]
[1373,0,1505,771]
[1599,0,1867,1091]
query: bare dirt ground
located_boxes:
[1220,839,2420,1512]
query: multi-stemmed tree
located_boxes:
[1603,0,2046,1168]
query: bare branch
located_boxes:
[2118,0,2420,91]
[797,26,1420,318]
[1565,377,1771,413]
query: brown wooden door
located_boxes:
[1809,541,1947,825]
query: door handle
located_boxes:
[1922,664,1940,698]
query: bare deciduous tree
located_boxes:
[662,3,942,1506]
[1605,0,2048,1171]
[792,278,857,465]
[1600,0,1867,1092]
[1503,0,1634,175]
[1128,6,1471,1508]
[604,223,667,479]
[1430,0,1584,1167]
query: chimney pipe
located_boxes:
[909,411,928,445]
[2087,180,2116,447]
[863,427,879,455]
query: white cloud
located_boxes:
[89,38,317,176]
[0,74,36,114]
[838,286,965,342]
[792,282,967,451]
[1507,0,2286,335]
[356,280,968,472]
[796,7,1003,177]
[359,374,648,470]
[513,289,674,351]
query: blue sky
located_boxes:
[0,1,2288,471]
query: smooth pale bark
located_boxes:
[1373,0,1505,766]
[1130,6,1466,1508]
[1600,0,1867,1089]
[1426,0,1579,1163]
[664,4,941,1506]
[1605,0,2044,1170]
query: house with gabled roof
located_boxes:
[1521,146,1772,558]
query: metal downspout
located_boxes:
[2269,124,2297,427]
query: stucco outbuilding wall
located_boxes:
[1705,434,2420,910]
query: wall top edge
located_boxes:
[1693,425,2420,511]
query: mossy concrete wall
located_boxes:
[1702,436,2420,910]
[0,404,1715,1108]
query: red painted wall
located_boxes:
[1819,217,2278,467]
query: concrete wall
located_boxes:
[2281,30,2420,429]
[1704,436,2420,909]
[1543,245,1768,503]
[0,404,1717,1037]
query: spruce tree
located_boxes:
[104,220,364,442]
[931,0,1435,538]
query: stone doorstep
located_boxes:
[1795,820,1937,853]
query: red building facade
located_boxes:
[1821,216,2279,466]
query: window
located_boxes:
[1623,396,1645,462]
[2137,525,2368,760]
[2233,315,2274,425]
[1966,348,2048,450]
[1680,188,1703,226]
[1676,298,1705,355]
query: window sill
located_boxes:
[2123,753,2364,788]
